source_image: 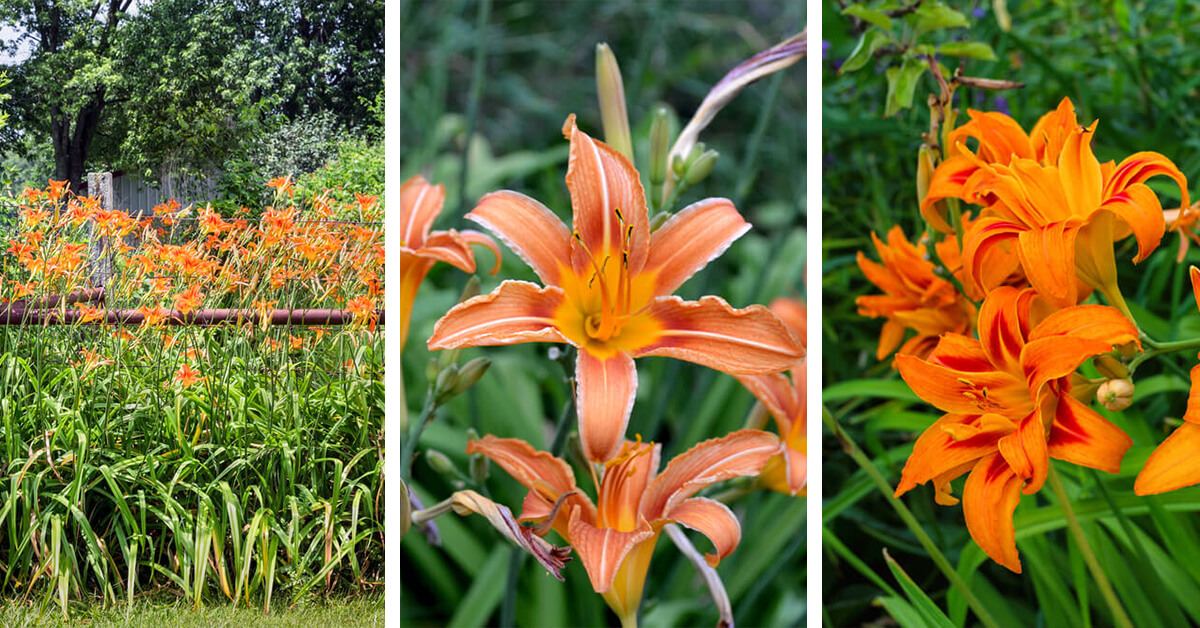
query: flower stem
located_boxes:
[1128,336,1200,372]
[1046,465,1133,628]
[399,386,438,482]
[823,406,1002,628]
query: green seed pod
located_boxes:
[425,449,457,476]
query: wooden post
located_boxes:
[86,172,114,290]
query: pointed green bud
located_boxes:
[684,149,719,185]
[649,107,671,186]
[450,357,491,396]
[398,477,412,538]
[596,43,634,164]
[433,364,459,404]
[425,449,457,476]
[426,358,440,382]
[686,141,706,166]
[672,154,688,177]
[459,275,481,303]
[470,451,490,485]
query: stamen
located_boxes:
[529,489,580,536]
[603,433,647,468]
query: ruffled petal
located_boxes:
[641,430,780,519]
[894,412,1012,498]
[427,280,569,350]
[467,190,572,284]
[643,198,750,296]
[1021,335,1122,399]
[576,350,638,463]
[960,217,1025,295]
[962,453,1024,573]
[1016,222,1080,309]
[664,497,742,567]
[632,296,804,374]
[995,412,1049,494]
[1104,151,1190,211]
[1027,303,1140,347]
[736,372,801,434]
[562,114,651,276]
[400,175,445,249]
[419,230,479,273]
[1097,182,1166,263]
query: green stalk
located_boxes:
[1046,466,1133,628]
[823,406,1002,628]
[456,0,493,218]
[1129,336,1200,371]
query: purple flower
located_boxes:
[973,7,986,19]
[822,40,831,57]
[994,95,1010,116]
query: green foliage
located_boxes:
[401,1,805,626]
[824,1,1200,626]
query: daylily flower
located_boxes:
[1136,266,1200,495]
[922,97,1189,310]
[399,175,501,349]
[856,225,979,361]
[737,298,807,495]
[428,116,804,462]
[894,286,1138,572]
[467,430,780,627]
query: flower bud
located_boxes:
[686,141,706,165]
[684,149,719,186]
[672,154,688,177]
[916,145,934,204]
[649,107,671,186]
[425,449,457,476]
[470,451,490,485]
[433,364,459,404]
[1093,355,1129,380]
[1097,378,1135,411]
[398,477,412,538]
[426,358,440,382]
[459,275,481,303]
[596,43,634,164]
[450,357,491,397]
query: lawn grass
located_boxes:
[0,594,383,627]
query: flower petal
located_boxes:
[1135,423,1200,495]
[1049,393,1132,474]
[467,435,581,499]
[962,453,1024,573]
[633,296,804,374]
[1029,97,1080,162]
[577,350,638,463]
[641,430,780,519]
[419,230,480,273]
[736,372,800,433]
[562,114,650,275]
[975,285,1035,375]
[1191,266,1200,313]
[1057,122,1102,217]
[896,352,1028,416]
[1097,182,1166,263]
[598,440,661,530]
[399,251,437,350]
[427,280,569,350]
[960,217,1025,295]
[1016,222,1079,309]
[567,506,655,593]
[894,413,1011,498]
[1020,335,1121,399]
[400,175,445,249]
[995,412,1049,494]
[664,497,741,567]
[1027,303,1140,346]
[467,190,572,284]
[1104,151,1190,211]
[458,230,503,274]
[644,198,750,295]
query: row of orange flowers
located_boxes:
[403,116,805,623]
[857,97,1200,573]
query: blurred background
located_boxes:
[823,1,1200,627]
[400,0,806,625]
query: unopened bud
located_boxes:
[672,154,688,177]
[451,357,491,396]
[686,142,706,166]
[470,451,490,485]
[649,107,670,186]
[1097,379,1135,411]
[684,149,719,186]
[460,275,481,303]
[596,43,634,164]
[434,365,459,404]
[1094,355,1129,380]
[466,428,481,442]
[916,145,934,204]
[426,358,440,382]
[425,449,457,476]
[648,211,671,231]
[399,477,412,538]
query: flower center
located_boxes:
[574,207,638,344]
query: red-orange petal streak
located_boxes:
[962,453,1024,573]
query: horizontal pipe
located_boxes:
[0,307,385,326]
[6,288,106,311]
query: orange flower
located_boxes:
[429,116,804,463]
[1136,266,1200,495]
[174,363,204,387]
[924,98,1189,309]
[468,430,780,625]
[894,286,1138,572]
[399,175,501,349]
[74,302,104,324]
[856,225,978,361]
[172,285,204,314]
[266,175,294,197]
[737,298,807,496]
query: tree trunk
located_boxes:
[50,93,105,191]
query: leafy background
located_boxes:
[823,1,1200,627]
[399,0,806,626]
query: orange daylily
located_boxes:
[1136,266,1200,495]
[856,225,979,361]
[468,430,780,626]
[737,297,807,495]
[923,97,1189,309]
[399,175,501,349]
[173,363,204,387]
[429,115,804,463]
[895,286,1138,572]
